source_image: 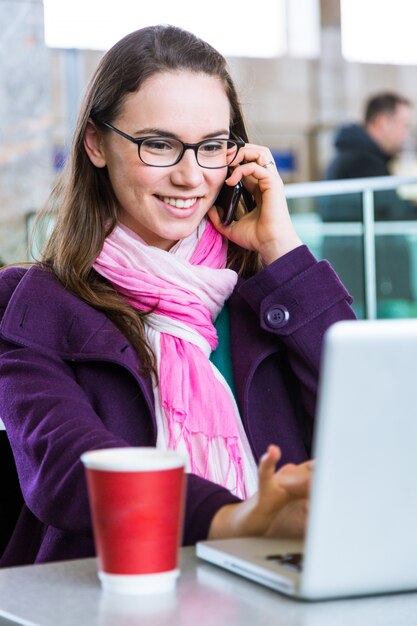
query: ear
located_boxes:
[84,118,107,167]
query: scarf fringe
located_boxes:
[163,402,246,497]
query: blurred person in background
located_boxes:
[326,92,413,186]
[319,92,417,313]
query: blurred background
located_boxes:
[1,0,417,319]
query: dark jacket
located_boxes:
[322,123,417,221]
[0,246,354,567]
[326,123,391,181]
[319,125,417,305]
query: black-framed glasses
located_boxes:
[102,122,244,169]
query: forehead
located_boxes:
[118,71,231,136]
[391,104,411,124]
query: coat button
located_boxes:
[265,305,290,328]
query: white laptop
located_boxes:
[196,319,417,600]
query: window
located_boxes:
[341,0,417,65]
[43,0,320,58]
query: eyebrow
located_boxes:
[133,128,230,139]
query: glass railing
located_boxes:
[285,175,417,319]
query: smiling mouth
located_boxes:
[159,196,198,209]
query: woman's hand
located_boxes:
[208,143,302,264]
[208,444,313,540]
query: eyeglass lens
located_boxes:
[139,138,238,168]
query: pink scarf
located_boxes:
[93,220,257,498]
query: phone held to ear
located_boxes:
[215,176,256,226]
[216,181,243,226]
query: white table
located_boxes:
[1,548,417,626]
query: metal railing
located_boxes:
[284,175,417,319]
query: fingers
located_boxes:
[258,444,282,480]
[207,206,224,230]
[227,161,281,193]
[257,444,313,501]
[233,143,276,169]
[207,205,244,239]
[229,144,279,183]
[225,143,280,199]
[277,460,313,498]
[279,459,314,475]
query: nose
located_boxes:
[170,148,205,187]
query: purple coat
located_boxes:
[0,246,354,566]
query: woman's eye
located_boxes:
[143,139,175,152]
[199,140,225,154]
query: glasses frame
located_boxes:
[101,122,244,169]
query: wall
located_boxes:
[0,0,53,264]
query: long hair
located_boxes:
[41,25,260,372]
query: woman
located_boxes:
[0,25,355,567]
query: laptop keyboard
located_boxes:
[265,552,303,572]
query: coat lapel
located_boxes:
[228,286,281,422]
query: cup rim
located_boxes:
[80,447,187,472]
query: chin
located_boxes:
[168,226,199,242]
[167,216,206,238]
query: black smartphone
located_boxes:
[216,181,244,226]
[215,173,256,226]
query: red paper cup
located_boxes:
[81,447,186,594]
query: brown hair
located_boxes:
[41,25,259,373]
[364,92,411,124]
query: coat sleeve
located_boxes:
[0,269,240,547]
[0,337,129,534]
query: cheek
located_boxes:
[209,171,228,199]
[104,152,134,189]
[111,160,162,194]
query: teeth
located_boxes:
[162,196,197,209]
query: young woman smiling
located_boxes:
[0,25,355,567]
